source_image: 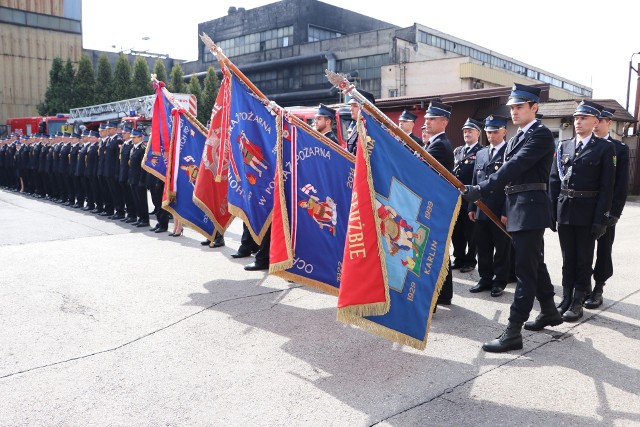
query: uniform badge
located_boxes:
[494,165,499,171]
[464,159,469,164]
[561,154,570,165]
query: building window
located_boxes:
[216,25,293,58]
[308,25,345,42]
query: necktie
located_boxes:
[489,147,494,160]
[576,141,583,155]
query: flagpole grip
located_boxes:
[325,70,510,239]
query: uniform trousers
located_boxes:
[475,220,510,286]
[509,228,555,323]
[593,225,615,284]
[558,224,596,294]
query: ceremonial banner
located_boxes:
[270,118,355,295]
[162,108,217,239]
[337,111,461,350]
[226,73,278,243]
[192,65,234,234]
[143,82,176,180]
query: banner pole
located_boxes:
[325,70,510,239]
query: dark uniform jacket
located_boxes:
[29,142,41,170]
[38,143,49,173]
[128,143,147,186]
[97,138,107,177]
[346,123,358,154]
[469,143,507,221]
[69,143,81,175]
[119,139,133,183]
[76,142,89,177]
[408,132,423,146]
[104,134,123,178]
[549,135,615,227]
[59,142,72,175]
[323,130,340,146]
[453,143,482,185]
[46,143,57,174]
[425,132,454,173]
[606,136,629,219]
[478,120,555,232]
[85,141,99,178]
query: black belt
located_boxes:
[505,183,547,195]
[560,189,599,198]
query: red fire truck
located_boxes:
[5,114,72,136]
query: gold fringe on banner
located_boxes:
[271,271,339,296]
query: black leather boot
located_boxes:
[584,282,604,309]
[524,298,564,331]
[562,291,586,322]
[482,322,523,353]
[557,287,573,315]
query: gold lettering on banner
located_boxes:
[407,282,416,302]
[423,240,438,275]
[424,200,433,220]
[347,191,366,260]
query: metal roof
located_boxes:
[538,99,636,122]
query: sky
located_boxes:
[82,0,640,111]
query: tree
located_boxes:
[37,57,64,115]
[131,56,153,98]
[202,66,220,127]
[188,75,205,124]
[168,63,186,94]
[113,53,132,101]
[73,54,95,108]
[152,59,168,86]
[60,58,75,112]
[94,53,113,104]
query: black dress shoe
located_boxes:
[111,213,125,220]
[231,251,252,259]
[154,226,168,233]
[125,217,138,223]
[490,286,505,297]
[451,261,464,270]
[136,221,150,228]
[201,239,212,246]
[469,281,492,293]
[482,322,523,353]
[459,264,476,273]
[98,211,111,216]
[149,224,160,232]
[212,236,225,248]
[244,262,269,271]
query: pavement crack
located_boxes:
[0,287,293,380]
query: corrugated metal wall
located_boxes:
[0,24,82,119]
[2,0,65,16]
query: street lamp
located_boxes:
[625,51,640,112]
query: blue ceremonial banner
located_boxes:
[162,108,217,240]
[270,118,355,295]
[338,110,460,350]
[143,84,175,181]
[227,74,278,243]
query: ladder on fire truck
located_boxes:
[68,93,197,124]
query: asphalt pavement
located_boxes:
[1,189,639,426]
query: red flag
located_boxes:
[151,81,171,157]
[192,66,234,233]
[337,122,388,317]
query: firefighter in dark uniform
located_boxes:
[452,118,483,272]
[468,115,510,297]
[119,126,137,223]
[587,107,630,309]
[45,134,58,199]
[127,129,150,227]
[104,121,125,219]
[345,90,376,155]
[68,133,82,207]
[423,101,455,306]
[86,130,101,212]
[38,136,50,198]
[463,83,562,352]
[75,130,91,209]
[549,100,615,321]
[398,110,423,146]
[53,132,71,203]
[31,134,44,197]
[314,104,339,145]
[96,123,112,215]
